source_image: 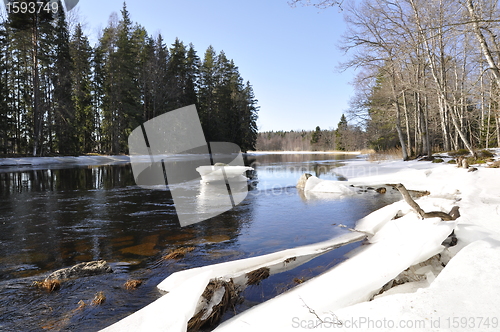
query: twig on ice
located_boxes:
[300,297,343,328]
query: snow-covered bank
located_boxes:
[0,155,130,168]
[247,150,362,155]
[100,153,500,331]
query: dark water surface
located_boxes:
[0,153,401,331]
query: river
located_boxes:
[0,153,401,331]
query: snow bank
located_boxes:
[304,175,356,195]
[214,215,456,331]
[246,151,361,155]
[333,239,500,331]
[0,155,130,169]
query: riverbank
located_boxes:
[101,150,500,331]
[248,150,364,155]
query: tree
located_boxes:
[52,1,76,154]
[335,115,347,150]
[199,46,218,140]
[1,2,259,156]
[0,20,13,154]
[7,0,57,156]
[100,3,143,154]
[70,23,94,153]
[311,125,322,144]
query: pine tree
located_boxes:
[152,34,169,118]
[335,114,347,151]
[52,1,76,154]
[70,23,94,153]
[199,46,218,140]
[0,21,12,154]
[166,38,188,111]
[100,3,143,154]
[239,81,259,151]
[7,0,57,156]
[185,44,200,107]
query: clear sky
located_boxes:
[72,0,355,132]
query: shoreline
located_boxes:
[247,150,362,155]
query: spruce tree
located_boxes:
[0,21,12,154]
[336,114,348,151]
[52,1,76,154]
[70,23,94,153]
[199,46,218,141]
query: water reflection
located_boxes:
[0,165,137,195]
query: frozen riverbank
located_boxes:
[101,152,500,331]
[0,155,130,170]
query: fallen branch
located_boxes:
[395,183,457,221]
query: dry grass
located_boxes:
[246,267,270,286]
[293,277,306,284]
[367,147,403,162]
[162,247,196,260]
[76,300,87,310]
[33,279,61,293]
[187,279,240,332]
[124,279,143,290]
[360,148,376,154]
[488,160,500,168]
[92,291,106,306]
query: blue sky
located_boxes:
[73,0,355,132]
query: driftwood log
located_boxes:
[395,183,457,221]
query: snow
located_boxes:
[0,155,130,170]
[304,175,357,195]
[96,151,500,332]
[247,151,362,155]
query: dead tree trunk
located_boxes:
[395,183,457,221]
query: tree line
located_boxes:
[340,0,500,159]
[256,114,366,151]
[0,1,258,156]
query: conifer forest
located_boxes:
[0,1,259,156]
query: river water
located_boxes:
[0,153,400,331]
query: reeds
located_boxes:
[162,247,196,260]
[123,279,143,290]
[367,147,403,161]
[33,279,61,293]
[246,267,270,286]
[187,279,239,332]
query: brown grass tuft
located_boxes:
[124,279,143,290]
[488,160,500,168]
[76,300,87,311]
[33,279,61,293]
[187,279,240,332]
[162,247,196,260]
[368,147,403,162]
[246,267,270,286]
[92,291,106,306]
[293,277,306,284]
